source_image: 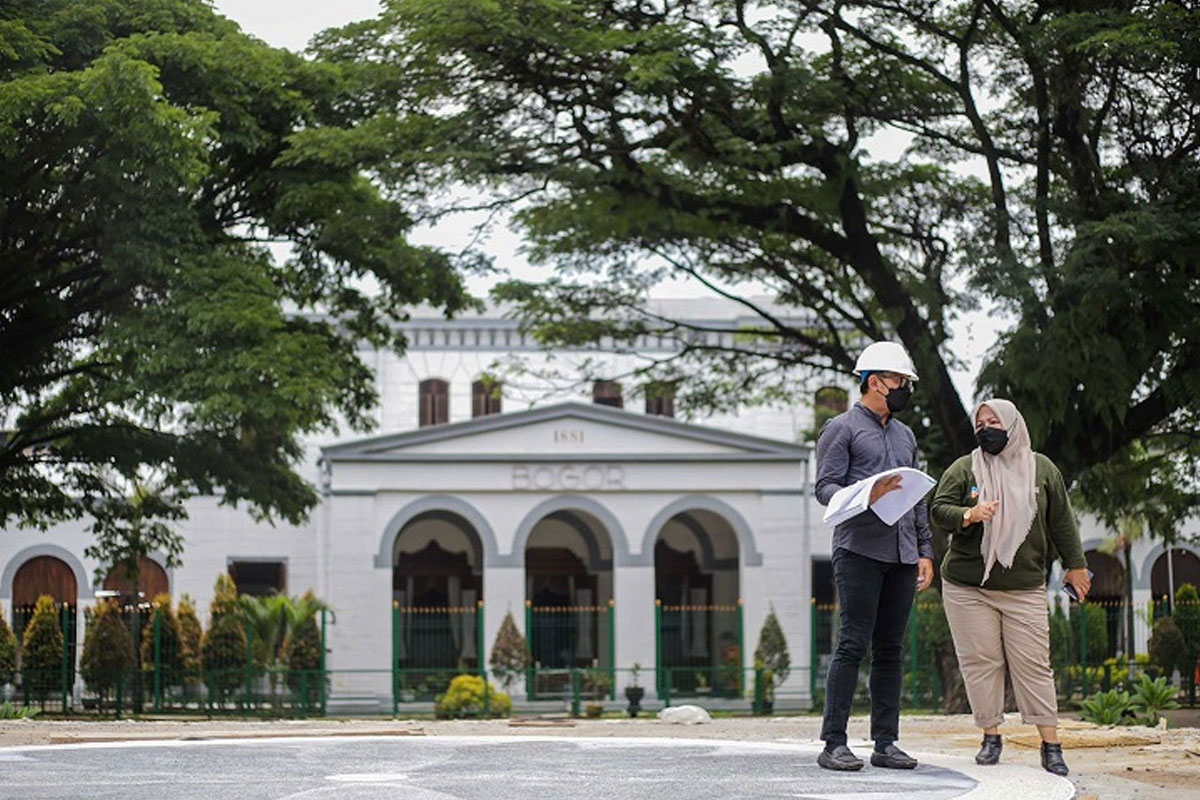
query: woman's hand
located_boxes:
[964,500,999,526]
[917,558,935,592]
[1065,568,1091,601]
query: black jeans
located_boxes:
[820,547,917,749]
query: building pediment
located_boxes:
[322,402,808,462]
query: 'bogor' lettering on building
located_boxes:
[512,464,625,490]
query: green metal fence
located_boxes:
[392,601,484,712]
[654,599,743,700]
[524,600,615,701]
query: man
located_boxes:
[815,341,935,771]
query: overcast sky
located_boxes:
[211,1,998,403]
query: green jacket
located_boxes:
[931,453,1087,591]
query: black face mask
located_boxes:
[976,426,1009,455]
[884,384,912,413]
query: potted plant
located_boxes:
[624,662,645,717]
[694,671,711,694]
[584,702,604,718]
[753,606,790,715]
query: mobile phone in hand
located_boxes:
[1061,569,1095,602]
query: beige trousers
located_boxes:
[942,581,1059,729]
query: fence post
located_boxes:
[736,598,745,698]
[243,624,253,719]
[319,607,328,716]
[478,601,489,717]
[607,598,616,699]
[752,666,764,714]
[908,604,918,708]
[809,599,818,705]
[1080,606,1090,696]
[570,668,581,717]
[525,600,534,700]
[153,608,162,712]
[654,599,663,698]
[60,603,69,713]
[392,601,399,716]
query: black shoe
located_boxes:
[870,744,918,769]
[975,734,1002,765]
[1040,742,1069,776]
[818,744,864,771]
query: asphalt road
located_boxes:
[0,736,978,800]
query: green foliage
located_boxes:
[210,574,239,628]
[81,601,136,702]
[434,674,511,719]
[202,576,247,697]
[141,593,183,683]
[1174,584,1200,703]
[1130,674,1180,725]
[0,0,470,536]
[1149,616,1187,679]
[0,603,17,686]
[753,607,790,687]
[1070,603,1109,665]
[489,612,530,691]
[177,595,203,676]
[0,701,39,720]
[1079,688,1136,726]
[284,614,323,705]
[20,596,64,700]
[237,593,291,670]
[1049,601,1074,682]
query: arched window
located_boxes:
[592,380,623,409]
[472,379,502,418]
[419,379,449,427]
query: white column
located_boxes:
[615,565,656,696]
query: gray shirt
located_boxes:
[815,402,934,565]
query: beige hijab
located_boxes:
[972,399,1038,585]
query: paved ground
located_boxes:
[0,714,1195,799]
[0,735,1072,800]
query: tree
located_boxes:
[80,600,137,711]
[177,594,203,679]
[1148,615,1186,683]
[201,575,246,699]
[1175,583,1200,706]
[1,0,472,535]
[753,606,790,692]
[284,611,324,707]
[0,602,17,687]
[20,596,64,703]
[489,611,530,691]
[323,0,1200,508]
[140,593,183,687]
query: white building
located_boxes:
[2,299,1198,710]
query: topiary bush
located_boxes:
[434,674,512,718]
[177,595,203,680]
[1070,601,1108,665]
[0,603,17,687]
[489,611,530,692]
[202,575,247,700]
[753,606,790,707]
[141,593,183,688]
[1149,615,1187,681]
[21,595,65,703]
[81,600,136,710]
[1174,583,1200,705]
[284,613,323,707]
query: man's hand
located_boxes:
[917,558,935,592]
[1065,568,1091,601]
[965,500,999,526]
[869,474,903,506]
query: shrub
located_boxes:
[210,573,239,627]
[202,575,247,699]
[1174,583,1200,704]
[1130,674,1180,725]
[141,594,183,685]
[0,603,17,687]
[489,612,530,691]
[753,606,790,689]
[1149,616,1187,679]
[1078,688,1135,726]
[434,674,512,718]
[81,601,136,707]
[0,700,38,719]
[1070,602,1108,665]
[177,595,203,677]
[21,595,65,702]
[284,614,323,706]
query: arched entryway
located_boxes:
[1151,548,1200,610]
[101,557,170,605]
[654,509,740,697]
[1083,549,1126,659]
[524,509,614,698]
[392,510,483,699]
[12,555,79,684]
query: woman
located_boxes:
[931,399,1091,776]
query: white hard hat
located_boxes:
[854,341,919,381]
